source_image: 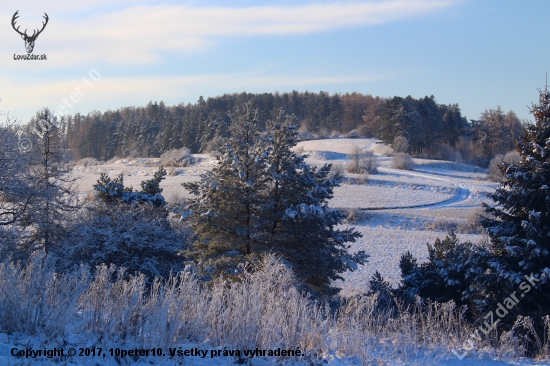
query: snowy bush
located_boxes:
[160,147,194,167]
[392,136,409,153]
[392,153,414,170]
[77,157,101,167]
[346,129,361,138]
[0,252,88,337]
[372,143,393,156]
[343,207,368,224]
[432,143,455,161]
[346,147,379,174]
[166,166,179,176]
[52,203,190,282]
[360,151,379,173]
[327,161,344,180]
[487,150,521,181]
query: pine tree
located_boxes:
[398,250,421,299]
[261,110,366,295]
[475,86,550,325]
[183,105,270,278]
[94,166,167,207]
[183,106,366,295]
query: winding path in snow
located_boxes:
[359,167,473,211]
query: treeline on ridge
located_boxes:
[42,90,522,167]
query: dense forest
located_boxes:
[31,90,523,167]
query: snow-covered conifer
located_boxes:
[475,86,550,324]
[183,106,366,295]
[367,270,394,310]
[183,105,270,279]
[94,166,167,207]
[260,109,366,295]
[18,108,81,254]
[398,232,477,306]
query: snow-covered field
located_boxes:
[294,139,495,295]
[71,138,495,295]
[3,138,549,366]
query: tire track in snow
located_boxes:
[358,167,472,211]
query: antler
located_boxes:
[11,11,49,40]
[29,13,49,39]
[11,11,27,37]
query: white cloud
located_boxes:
[1,0,457,66]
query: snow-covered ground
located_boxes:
[3,138,548,365]
[292,139,495,294]
[71,138,495,295]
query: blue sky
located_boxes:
[1,0,548,124]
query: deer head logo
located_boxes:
[12,11,49,54]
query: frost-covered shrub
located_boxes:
[160,147,194,167]
[298,129,316,141]
[328,161,345,180]
[53,203,190,282]
[392,136,409,153]
[347,146,378,174]
[487,150,521,181]
[360,151,379,173]
[372,143,393,156]
[432,143,455,161]
[77,157,100,167]
[0,252,88,336]
[392,153,413,170]
[347,129,361,138]
[166,166,179,176]
[344,207,368,224]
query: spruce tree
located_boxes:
[367,270,394,310]
[398,232,478,306]
[475,86,550,325]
